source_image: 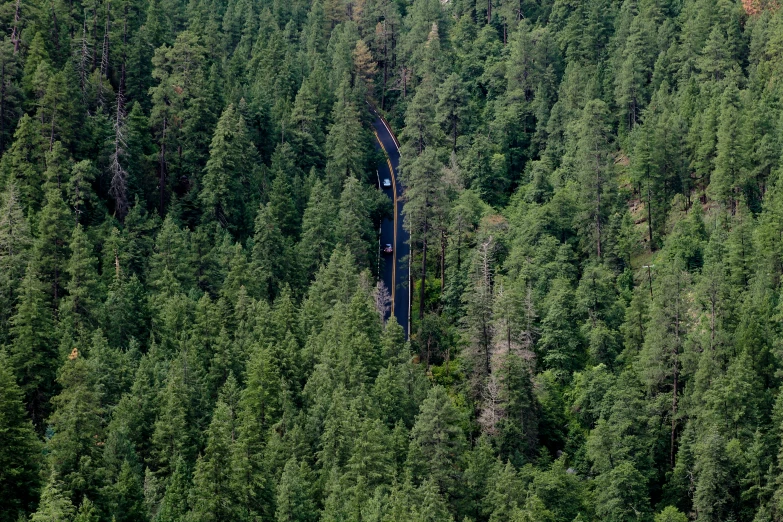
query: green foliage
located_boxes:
[2,1,783,521]
[0,350,41,521]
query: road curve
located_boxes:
[371,112,410,338]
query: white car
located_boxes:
[382,178,392,188]
[383,244,393,254]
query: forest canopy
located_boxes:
[2,0,783,521]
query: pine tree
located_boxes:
[200,103,259,233]
[655,506,689,522]
[251,203,289,301]
[353,39,377,93]
[67,161,97,225]
[60,225,100,336]
[400,75,441,158]
[37,69,79,149]
[575,99,614,259]
[403,148,446,320]
[43,141,72,193]
[0,183,31,343]
[709,83,746,212]
[297,178,338,281]
[637,258,690,468]
[108,461,146,522]
[73,497,100,522]
[407,385,465,498]
[275,458,317,522]
[148,215,195,292]
[0,349,41,521]
[9,264,56,427]
[336,175,377,270]
[22,32,50,99]
[47,348,105,504]
[154,456,190,521]
[0,37,21,155]
[1,114,47,210]
[537,278,582,376]
[485,461,524,521]
[594,461,652,522]
[436,73,466,153]
[614,17,653,132]
[189,398,241,521]
[149,31,208,213]
[325,78,366,188]
[34,188,72,305]
[412,478,454,522]
[268,143,303,238]
[30,478,76,522]
[630,122,662,249]
[232,346,275,519]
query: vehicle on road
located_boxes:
[382,243,393,254]
[382,178,392,188]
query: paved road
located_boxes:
[371,112,410,338]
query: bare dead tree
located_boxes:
[10,0,21,54]
[97,2,111,111]
[478,373,503,436]
[75,19,91,102]
[120,4,128,92]
[374,280,392,323]
[109,86,129,220]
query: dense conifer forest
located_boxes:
[5,0,783,519]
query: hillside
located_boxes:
[3,0,783,521]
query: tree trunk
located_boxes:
[671,352,678,469]
[440,229,445,294]
[452,115,457,152]
[647,167,653,249]
[595,158,602,259]
[11,0,20,54]
[0,60,6,152]
[419,215,428,320]
[159,116,167,215]
[671,276,681,469]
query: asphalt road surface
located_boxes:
[371,112,410,338]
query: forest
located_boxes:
[3,0,783,520]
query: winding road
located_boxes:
[371,111,410,338]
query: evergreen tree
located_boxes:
[594,461,652,522]
[34,188,72,305]
[251,203,289,301]
[436,73,466,153]
[30,479,76,522]
[298,178,338,281]
[60,224,100,336]
[1,114,47,210]
[575,99,614,259]
[325,78,366,188]
[9,264,56,427]
[200,103,259,234]
[189,398,241,521]
[0,183,32,343]
[0,349,41,521]
[47,348,105,504]
[67,161,97,225]
[407,386,465,499]
[275,458,317,522]
[709,83,746,211]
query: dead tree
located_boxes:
[109,87,129,220]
